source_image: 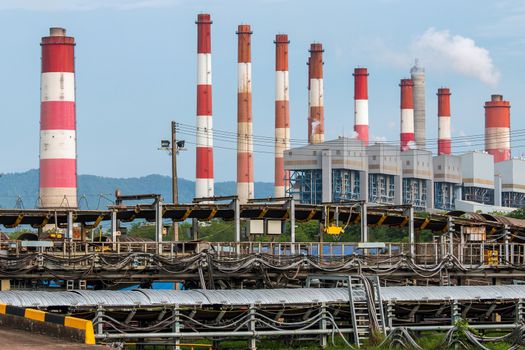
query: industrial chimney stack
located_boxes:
[400,79,415,152]
[353,68,369,145]
[308,43,324,144]
[437,88,452,155]
[39,27,78,208]
[274,34,290,198]
[236,24,254,203]
[485,94,511,163]
[195,14,214,200]
[411,59,426,149]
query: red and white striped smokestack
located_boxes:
[274,34,290,198]
[399,78,415,152]
[437,88,451,155]
[236,24,254,204]
[485,94,511,163]
[308,43,324,144]
[39,27,77,208]
[195,13,214,200]
[353,68,369,145]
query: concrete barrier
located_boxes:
[0,303,95,344]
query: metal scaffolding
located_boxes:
[287,170,322,204]
[502,192,525,208]
[332,169,360,202]
[462,186,494,205]
[434,182,460,211]
[402,178,428,211]
[368,174,395,204]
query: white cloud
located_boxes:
[0,0,179,11]
[373,28,501,87]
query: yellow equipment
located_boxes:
[324,225,344,235]
[485,249,499,266]
[323,207,344,236]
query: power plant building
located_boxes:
[401,149,433,211]
[367,143,402,205]
[285,141,524,212]
[495,159,525,208]
[284,138,367,204]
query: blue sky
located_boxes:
[0,0,523,182]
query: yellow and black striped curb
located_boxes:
[0,304,95,344]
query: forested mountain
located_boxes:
[0,169,273,209]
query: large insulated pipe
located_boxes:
[485,94,511,163]
[274,34,290,198]
[236,24,254,204]
[195,13,214,200]
[308,43,324,144]
[400,78,415,152]
[39,27,77,208]
[411,60,426,150]
[437,88,451,155]
[353,68,369,145]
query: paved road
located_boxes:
[0,327,106,349]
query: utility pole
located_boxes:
[171,121,179,241]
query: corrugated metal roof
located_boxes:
[69,290,150,306]
[195,288,348,305]
[135,290,208,305]
[381,285,525,302]
[0,291,81,307]
[1,286,525,308]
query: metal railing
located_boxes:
[1,240,523,268]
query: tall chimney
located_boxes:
[353,68,369,145]
[437,88,451,155]
[400,78,415,152]
[274,34,290,198]
[308,43,324,144]
[411,59,426,149]
[236,24,254,203]
[485,94,511,162]
[39,27,77,208]
[195,14,214,200]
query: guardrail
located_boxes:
[0,240,522,268]
[0,303,95,344]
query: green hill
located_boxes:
[0,169,273,209]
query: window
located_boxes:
[372,156,377,160]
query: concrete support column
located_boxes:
[516,299,524,324]
[319,303,327,348]
[359,171,368,201]
[111,209,118,251]
[386,301,395,330]
[408,206,415,257]
[155,198,163,254]
[495,175,502,206]
[173,305,180,350]
[249,304,257,350]
[67,210,73,241]
[321,150,332,203]
[290,197,296,253]
[427,179,434,211]
[448,216,454,257]
[361,202,368,243]
[451,300,460,324]
[95,307,105,336]
[394,175,403,205]
[504,225,510,265]
[234,197,241,242]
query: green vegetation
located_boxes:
[126,218,435,243]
